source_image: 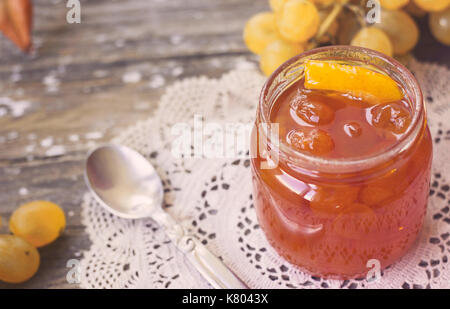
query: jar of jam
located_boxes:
[250,46,433,279]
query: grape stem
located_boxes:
[343,3,366,27]
[312,0,350,47]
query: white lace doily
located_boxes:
[79,58,450,289]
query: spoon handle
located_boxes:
[153,211,247,289]
[185,238,248,289]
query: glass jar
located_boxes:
[250,46,433,279]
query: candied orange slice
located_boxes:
[304,60,403,104]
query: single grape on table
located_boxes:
[0,235,40,284]
[9,200,66,248]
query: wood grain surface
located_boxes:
[0,0,448,289]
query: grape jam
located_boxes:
[271,80,413,159]
[251,58,432,279]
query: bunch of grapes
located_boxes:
[244,0,450,76]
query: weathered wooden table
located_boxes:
[0,0,448,289]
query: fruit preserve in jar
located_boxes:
[250,46,433,279]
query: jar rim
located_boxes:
[258,46,425,174]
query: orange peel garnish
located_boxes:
[304,60,403,104]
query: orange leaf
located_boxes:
[0,0,33,52]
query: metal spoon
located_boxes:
[85,144,247,289]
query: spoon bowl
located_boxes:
[85,144,163,219]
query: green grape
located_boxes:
[276,0,320,43]
[379,0,409,10]
[269,0,289,12]
[413,0,450,12]
[243,12,281,55]
[351,27,393,56]
[260,40,304,76]
[430,6,450,45]
[374,10,419,55]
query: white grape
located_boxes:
[413,0,450,12]
[374,10,419,55]
[351,27,393,57]
[430,6,450,45]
